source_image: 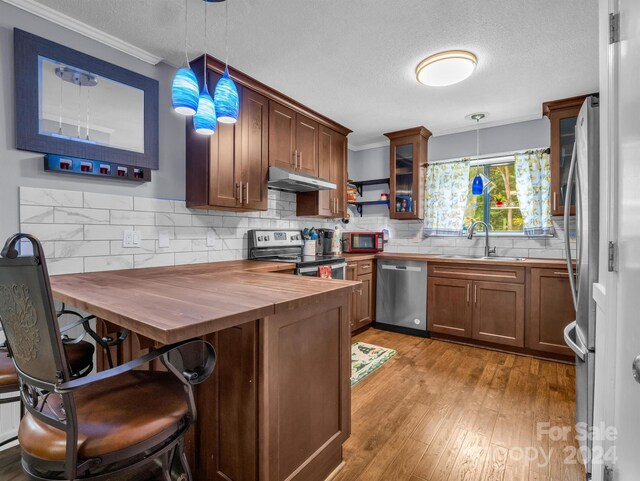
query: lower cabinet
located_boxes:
[427,263,574,359]
[427,277,472,337]
[472,281,525,347]
[527,268,576,356]
[347,260,375,332]
[428,277,524,347]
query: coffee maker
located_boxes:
[316,228,340,256]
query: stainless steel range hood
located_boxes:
[268,166,336,192]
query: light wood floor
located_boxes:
[0,329,584,481]
[336,329,585,481]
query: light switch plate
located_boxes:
[158,230,170,248]
[123,230,141,248]
[206,229,216,247]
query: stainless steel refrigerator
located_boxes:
[562,95,599,476]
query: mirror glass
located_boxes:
[38,56,145,153]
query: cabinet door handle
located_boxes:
[299,151,303,170]
[244,182,249,205]
[474,284,477,304]
[293,150,298,169]
[466,284,470,303]
[236,182,242,204]
[553,191,557,211]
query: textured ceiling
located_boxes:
[32,0,599,146]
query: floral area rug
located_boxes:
[351,341,397,385]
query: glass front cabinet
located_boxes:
[385,126,432,220]
[543,95,591,216]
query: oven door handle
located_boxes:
[298,266,320,274]
[331,263,347,269]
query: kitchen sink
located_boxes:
[436,255,527,261]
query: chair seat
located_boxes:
[0,351,18,388]
[0,341,94,390]
[19,371,189,461]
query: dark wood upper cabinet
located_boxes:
[527,268,576,356]
[240,89,269,210]
[187,55,350,212]
[296,114,319,176]
[385,127,431,220]
[186,65,269,211]
[543,94,595,216]
[296,125,347,218]
[268,102,297,171]
[269,101,320,176]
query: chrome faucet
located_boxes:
[467,221,497,257]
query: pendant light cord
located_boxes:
[476,118,480,174]
[203,0,207,85]
[184,0,189,66]
[225,1,229,66]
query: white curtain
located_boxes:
[514,150,553,236]
[423,160,470,236]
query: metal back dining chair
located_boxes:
[0,233,216,481]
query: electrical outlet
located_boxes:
[123,230,142,248]
[206,229,216,247]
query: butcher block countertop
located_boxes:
[50,259,358,344]
[343,252,569,269]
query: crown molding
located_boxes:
[2,0,163,65]
[348,140,390,151]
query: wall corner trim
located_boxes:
[2,0,164,65]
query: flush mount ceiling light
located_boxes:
[415,50,477,87]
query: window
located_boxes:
[463,160,524,233]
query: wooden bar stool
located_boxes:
[0,233,216,481]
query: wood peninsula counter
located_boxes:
[50,260,359,481]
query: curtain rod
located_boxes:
[428,146,550,165]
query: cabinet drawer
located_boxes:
[357,260,374,275]
[428,263,525,284]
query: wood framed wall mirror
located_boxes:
[14,29,159,169]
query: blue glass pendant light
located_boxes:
[172,0,199,115]
[193,84,217,135]
[172,67,199,115]
[471,113,485,195]
[214,2,239,123]
[193,0,216,136]
[214,67,239,123]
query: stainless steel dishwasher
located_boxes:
[375,259,428,337]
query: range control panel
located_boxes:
[249,230,304,248]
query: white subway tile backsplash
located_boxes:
[110,210,156,226]
[84,192,133,210]
[84,225,127,241]
[54,207,110,224]
[20,186,83,207]
[85,255,134,272]
[19,186,571,278]
[156,239,192,253]
[134,253,175,268]
[176,251,209,265]
[47,257,85,275]
[55,240,110,258]
[21,223,83,241]
[156,213,192,227]
[134,197,174,213]
[174,226,211,240]
[20,205,54,224]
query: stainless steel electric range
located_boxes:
[248,229,346,279]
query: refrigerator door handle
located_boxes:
[564,321,587,361]
[564,141,579,310]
